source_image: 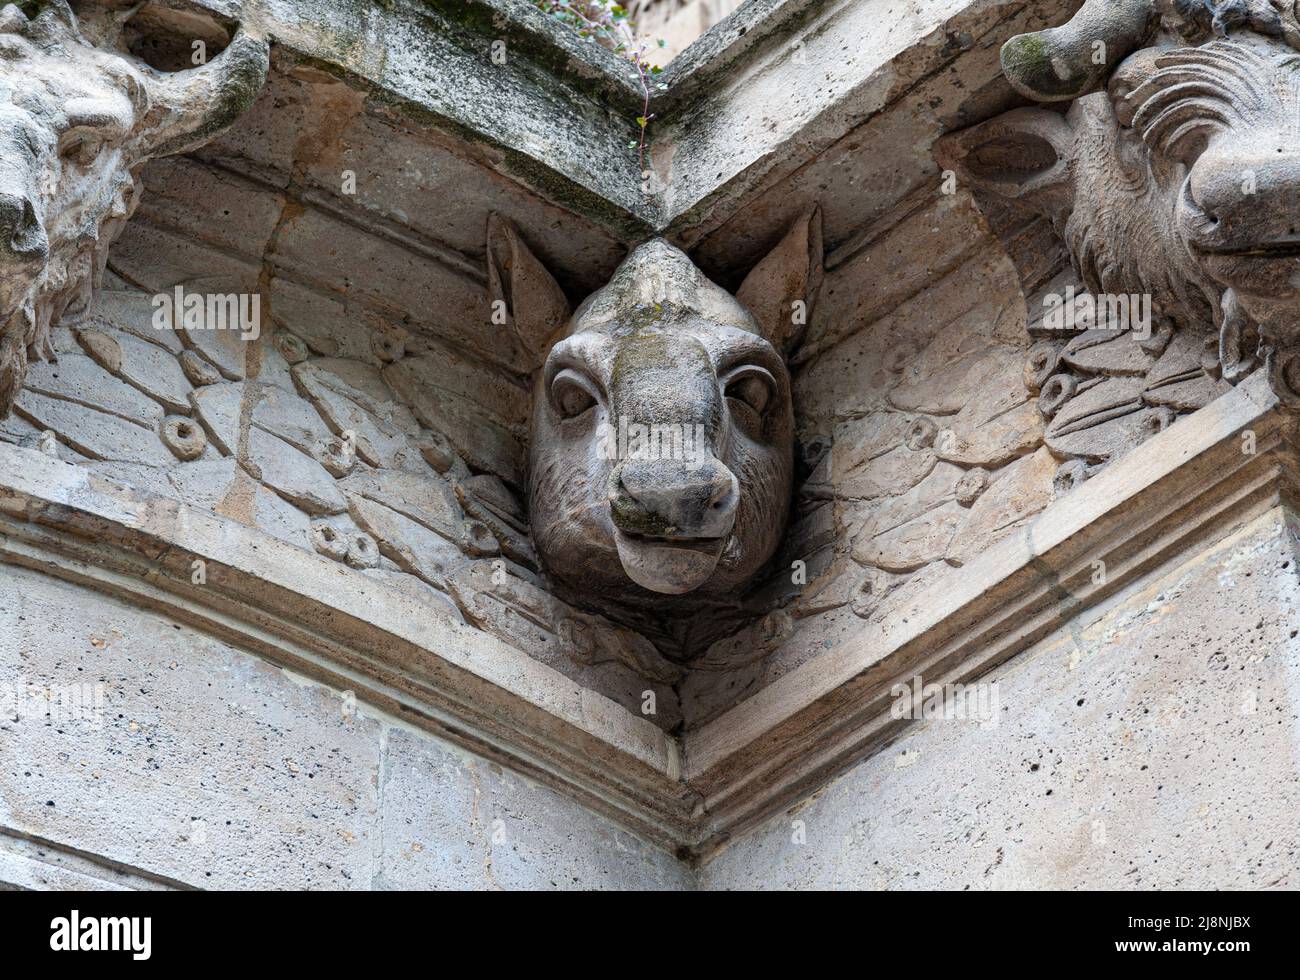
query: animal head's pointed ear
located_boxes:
[486,214,571,372]
[934,108,1077,222]
[736,207,824,357]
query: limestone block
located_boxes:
[133,155,284,262]
[268,207,492,359]
[1143,327,1204,389]
[381,350,529,433]
[1061,329,1156,377]
[269,277,373,363]
[293,360,425,470]
[838,445,937,501]
[88,290,185,355]
[830,412,913,485]
[853,500,965,572]
[181,314,250,382]
[699,511,1300,890]
[376,728,691,890]
[360,567,465,623]
[934,399,1043,469]
[803,194,992,358]
[347,495,465,590]
[294,360,418,429]
[860,461,965,541]
[86,461,182,502]
[340,469,467,544]
[168,459,314,549]
[191,382,332,458]
[891,344,1021,416]
[1143,375,1232,412]
[244,427,348,516]
[1045,370,1169,462]
[107,222,261,298]
[0,564,380,890]
[443,560,682,729]
[791,559,875,618]
[383,362,526,486]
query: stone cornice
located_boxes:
[2,372,1290,857]
[175,0,1077,246]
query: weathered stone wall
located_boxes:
[3,0,1293,887]
[0,560,691,890]
[697,507,1300,889]
[0,127,1248,739]
[681,182,1231,727]
[8,500,1293,890]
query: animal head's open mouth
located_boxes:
[612,528,726,595]
[616,530,725,548]
[1196,241,1300,260]
[1193,240,1300,302]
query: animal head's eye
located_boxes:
[725,367,775,417]
[59,131,104,166]
[550,368,598,419]
[1166,128,1210,171]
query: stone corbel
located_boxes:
[938,0,1300,439]
[490,210,823,622]
[0,0,268,416]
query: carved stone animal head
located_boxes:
[937,0,1300,403]
[0,0,268,413]
[488,212,822,601]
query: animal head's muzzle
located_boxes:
[607,455,740,595]
[610,456,739,540]
[0,189,47,280]
[1181,144,1300,300]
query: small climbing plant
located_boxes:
[532,0,668,175]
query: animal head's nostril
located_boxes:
[708,473,737,511]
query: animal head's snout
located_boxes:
[0,190,47,273]
[1184,149,1300,254]
[607,455,741,595]
[610,457,739,541]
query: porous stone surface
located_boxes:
[375,728,691,890]
[697,509,1300,889]
[0,0,1111,734]
[0,562,691,891]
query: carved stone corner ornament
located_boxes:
[487,209,823,602]
[0,0,269,416]
[935,0,1300,410]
